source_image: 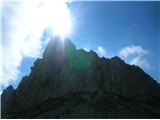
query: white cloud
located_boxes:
[130,56,150,69]
[1,0,71,88]
[119,45,147,58]
[84,48,90,52]
[119,45,150,69]
[96,46,106,57]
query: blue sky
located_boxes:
[69,1,159,81]
[1,1,160,92]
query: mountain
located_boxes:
[1,36,160,118]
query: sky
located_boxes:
[69,1,159,81]
[1,1,160,93]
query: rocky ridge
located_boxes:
[1,37,160,118]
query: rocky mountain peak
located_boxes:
[43,36,76,60]
[1,37,160,118]
[1,85,14,99]
[111,56,124,63]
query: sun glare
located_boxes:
[39,0,72,39]
[25,0,72,40]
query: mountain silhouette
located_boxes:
[1,36,160,118]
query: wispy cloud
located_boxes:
[119,45,149,69]
[96,46,106,57]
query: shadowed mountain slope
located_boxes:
[1,37,160,118]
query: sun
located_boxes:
[29,0,72,40]
[54,20,71,39]
[53,10,72,39]
[37,0,72,39]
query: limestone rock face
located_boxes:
[1,37,160,118]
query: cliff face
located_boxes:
[1,37,160,118]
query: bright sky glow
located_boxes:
[1,0,72,89]
[21,0,72,38]
[34,0,72,38]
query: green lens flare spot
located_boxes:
[66,48,92,70]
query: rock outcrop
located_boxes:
[1,36,160,118]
